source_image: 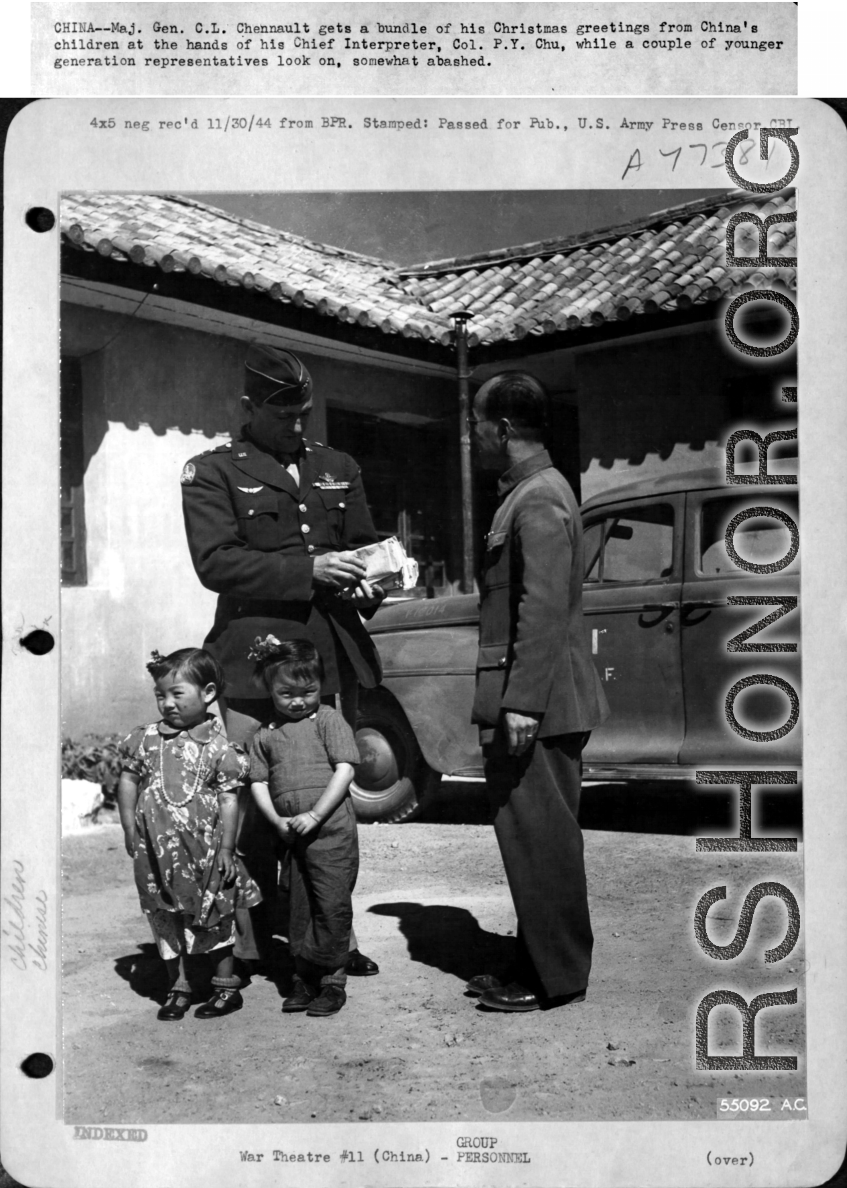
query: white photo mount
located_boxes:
[2,94,846,1187]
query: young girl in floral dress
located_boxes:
[117,648,261,1022]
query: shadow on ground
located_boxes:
[113,936,297,1004]
[368,901,515,983]
[114,943,170,1003]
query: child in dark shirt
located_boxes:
[248,636,361,1017]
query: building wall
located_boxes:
[60,307,245,736]
[574,323,792,501]
[473,320,794,503]
[60,302,459,736]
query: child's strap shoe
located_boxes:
[157,990,192,1021]
[194,987,243,1019]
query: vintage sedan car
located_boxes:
[349,468,800,822]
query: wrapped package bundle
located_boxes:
[348,536,419,591]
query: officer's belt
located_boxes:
[220,593,344,618]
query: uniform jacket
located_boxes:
[181,431,382,700]
[472,450,609,740]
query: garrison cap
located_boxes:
[244,343,313,410]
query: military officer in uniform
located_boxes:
[181,342,383,976]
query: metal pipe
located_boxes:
[452,311,475,594]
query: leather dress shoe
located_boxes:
[345,949,379,976]
[157,990,191,1021]
[194,988,244,1019]
[478,982,541,1012]
[466,974,503,996]
[306,985,347,1016]
[282,976,317,1013]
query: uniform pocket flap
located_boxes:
[486,530,507,549]
[476,643,510,670]
[317,487,347,509]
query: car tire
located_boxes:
[351,694,438,824]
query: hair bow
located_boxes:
[145,649,166,673]
[247,634,283,662]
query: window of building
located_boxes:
[61,357,87,585]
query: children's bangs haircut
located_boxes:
[257,638,325,688]
[146,648,225,700]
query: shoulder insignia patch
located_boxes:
[180,462,196,485]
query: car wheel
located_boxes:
[351,695,437,823]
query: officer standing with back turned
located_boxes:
[181,342,383,977]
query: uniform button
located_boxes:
[338,501,346,509]
[302,524,310,534]
[248,509,255,517]
[307,545,315,553]
[497,657,507,667]
[299,503,307,512]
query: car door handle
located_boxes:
[682,598,729,609]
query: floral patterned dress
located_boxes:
[119,716,261,954]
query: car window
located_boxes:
[700,494,800,576]
[583,503,674,584]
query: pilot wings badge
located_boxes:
[314,471,350,490]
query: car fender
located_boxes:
[380,673,481,776]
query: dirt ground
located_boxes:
[62,795,806,1126]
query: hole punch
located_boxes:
[21,629,54,655]
[25,207,56,233]
[21,1052,53,1078]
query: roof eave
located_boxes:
[60,244,455,367]
[469,300,723,364]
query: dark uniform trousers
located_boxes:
[224,645,361,963]
[483,731,593,998]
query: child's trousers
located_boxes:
[286,792,359,983]
[223,696,363,964]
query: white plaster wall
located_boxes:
[61,421,224,736]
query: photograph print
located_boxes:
[58,182,804,1127]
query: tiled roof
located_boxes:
[60,189,796,350]
[60,191,457,345]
